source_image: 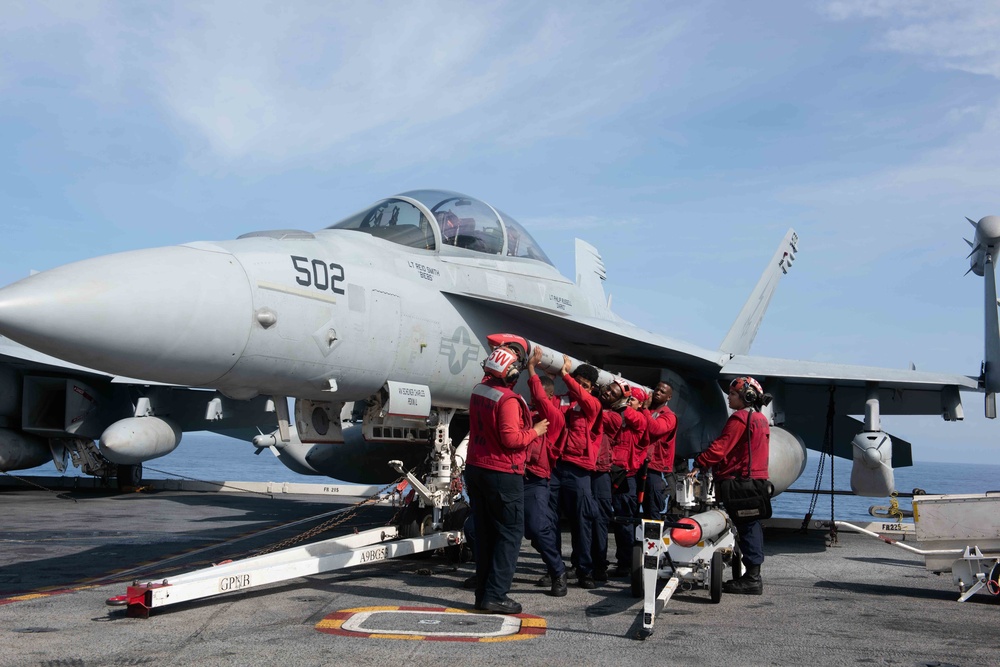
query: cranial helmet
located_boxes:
[603,377,632,410]
[730,376,764,404]
[483,345,523,384]
[612,378,632,399]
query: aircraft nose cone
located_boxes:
[0,245,252,385]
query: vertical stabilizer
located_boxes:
[575,239,614,318]
[720,229,798,356]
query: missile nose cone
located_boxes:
[0,245,252,385]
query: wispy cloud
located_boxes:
[821,0,1000,78]
[0,3,694,167]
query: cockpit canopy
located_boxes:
[326,189,553,265]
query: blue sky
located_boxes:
[1,1,998,463]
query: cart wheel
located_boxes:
[710,551,723,603]
[116,463,142,491]
[731,543,743,581]
[630,543,643,598]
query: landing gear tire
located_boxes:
[710,550,723,603]
[630,543,643,598]
[398,502,435,559]
[442,501,471,563]
[116,463,142,492]
[398,502,433,538]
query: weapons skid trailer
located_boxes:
[631,510,738,641]
[116,523,463,618]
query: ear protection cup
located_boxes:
[730,376,763,406]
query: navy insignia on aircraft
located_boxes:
[439,327,479,375]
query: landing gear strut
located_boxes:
[116,463,143,491]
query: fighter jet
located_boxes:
[0,190,991,503]
[0,335,276,488]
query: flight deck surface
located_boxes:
[1,485,996,667]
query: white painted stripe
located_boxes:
[340,610,521,637]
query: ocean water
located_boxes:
[773,456,1000,522]
[14,432,1000,522]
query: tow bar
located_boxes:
[114,524,462,618]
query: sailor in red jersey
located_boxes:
[552,354,602,589]
[691,376,770,596]
[466,343,549,614]
[599,379,647,576]
[523,346,568,597]
[591,399,616,581]
[642,381,678,520]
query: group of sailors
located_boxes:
[463,338,770,615]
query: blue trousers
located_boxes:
[524,474,565,577]
[553,461,596,576]
[465,465,524,605]
[611,476,638,568]
[548,466,562,554]
[736,519,765,567]
[644,470,673,520]
[591,471,612,574]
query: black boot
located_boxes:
[723,564,762,595]
[548,572,568,597]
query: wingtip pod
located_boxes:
[965,215,1000,415]
[982,253,1000,417]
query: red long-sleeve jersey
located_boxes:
[604,406,647,475]
[525,374,566,479]
[694,409,769,480]
[466,379,538,475]
[643,404,678,473]
[556,373,601,471]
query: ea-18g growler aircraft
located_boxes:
[0,191,994,510]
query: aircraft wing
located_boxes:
[0,335,274,441]
[722,354,975,416]
[722,355,977,391]
[0,335,116,377]
[442,291,728,373]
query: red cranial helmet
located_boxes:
[483,345,522,383]
[730,376,763,402]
